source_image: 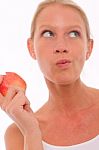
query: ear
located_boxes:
[86,39,94,60]
[27,38,36,60]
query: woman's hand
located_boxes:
[0,86,41,136]
[0,74,43,149]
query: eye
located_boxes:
[42,30,54,38]
[69,30,80,38]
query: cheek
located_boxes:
[34,41,50,70]
[34,38,54,61]
[73,51,87,77]
[34,33,55,50]
[72,42,87,72]
[73,40,87,61]
[76,50,86,62]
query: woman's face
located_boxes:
[30,4,93,84]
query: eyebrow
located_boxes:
[39,25,83,31]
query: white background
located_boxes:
[0,0,99,149]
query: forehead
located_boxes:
[36,3,86,30]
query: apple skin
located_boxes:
[0,72,26,96]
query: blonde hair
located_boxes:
[30,0,90,39]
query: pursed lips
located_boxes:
[56,59,71,64]
[56,59,72,69]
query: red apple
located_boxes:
[0,72,26,96]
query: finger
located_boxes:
[1,86,18,111]
[5,86,18,100]
[14,93,33,114]
[23,100,33,112]
[12,90,28,108]
[5,90,27,113]
[3,85,23,106]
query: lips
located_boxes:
[56,59,71,68]
[56,59,71,65]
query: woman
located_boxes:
[0,0,99,149]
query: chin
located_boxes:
[54,80,74,85]
[46,76,76,85]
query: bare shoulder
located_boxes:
[87,86,99,100]
[4,123,24,150]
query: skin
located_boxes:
[0,3,99,149]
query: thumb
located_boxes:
[23,100,33,113]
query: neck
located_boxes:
[45,78,92,114]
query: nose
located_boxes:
[53,38,69,54]
[55,49,68,53]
